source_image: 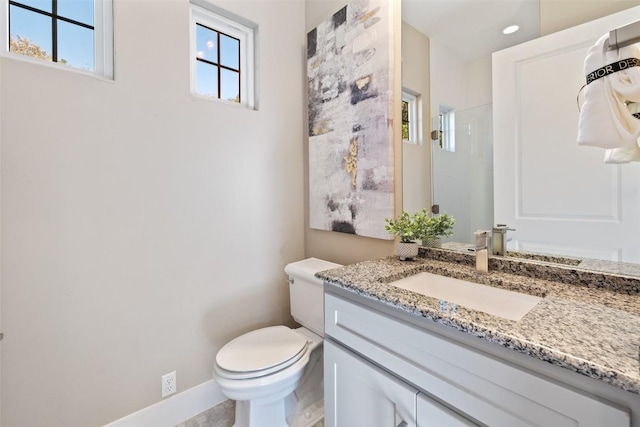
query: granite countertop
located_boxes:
[316,251,640,394]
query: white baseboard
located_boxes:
[103,379,226,427]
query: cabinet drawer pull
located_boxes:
[397,422,407,427]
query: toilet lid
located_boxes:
[216,326,308,375]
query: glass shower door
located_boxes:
[431,103,494,244]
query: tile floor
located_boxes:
[175,400,324,427]
[175,400,235,427]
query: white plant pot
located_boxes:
[397,242,419,261]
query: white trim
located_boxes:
[0,0,9,52]
[439,104,456,152]
[0,0,114,79]
[402,90,419,145]
[95,0,114,79]
[189,2,255,109]
[103,379,226,427]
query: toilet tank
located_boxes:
[285,258,342,337]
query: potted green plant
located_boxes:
[416,210,455,248]
[384,211,421,260]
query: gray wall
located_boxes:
[401,22,431,216]
[0,0,305,425]
[540,0,640,35]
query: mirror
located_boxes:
[401,0,539,242]
[401,0,640,274]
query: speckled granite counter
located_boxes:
[441,241,640,278]
[316,253,640,395]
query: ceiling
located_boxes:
[401,0,540,61]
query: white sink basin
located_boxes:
[389,272,542,321]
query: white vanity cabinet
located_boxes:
[324,292,631,427]
[325,339,476,427]
[417,393,477,426]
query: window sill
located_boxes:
[0,50,115,83]
[189,91,256,111]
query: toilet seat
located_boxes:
[215,326,309,380]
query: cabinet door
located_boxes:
[324,339,417,427]
[417,393,478,427]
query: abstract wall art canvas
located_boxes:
[307,0,395,240]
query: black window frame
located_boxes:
[402,99,410,141]
[195,23,241,103]
[8,0,95,64]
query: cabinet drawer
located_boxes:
[325,293,630,427]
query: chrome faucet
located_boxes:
[492,224,516,256]
[474,230,490,273]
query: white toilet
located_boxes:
[213,258,342,427]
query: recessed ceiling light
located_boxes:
[503,25,520,35]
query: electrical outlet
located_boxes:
[161,371,176,398]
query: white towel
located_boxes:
[605,99,640,163]
[577,34,640,150]
[604,146,640,163]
